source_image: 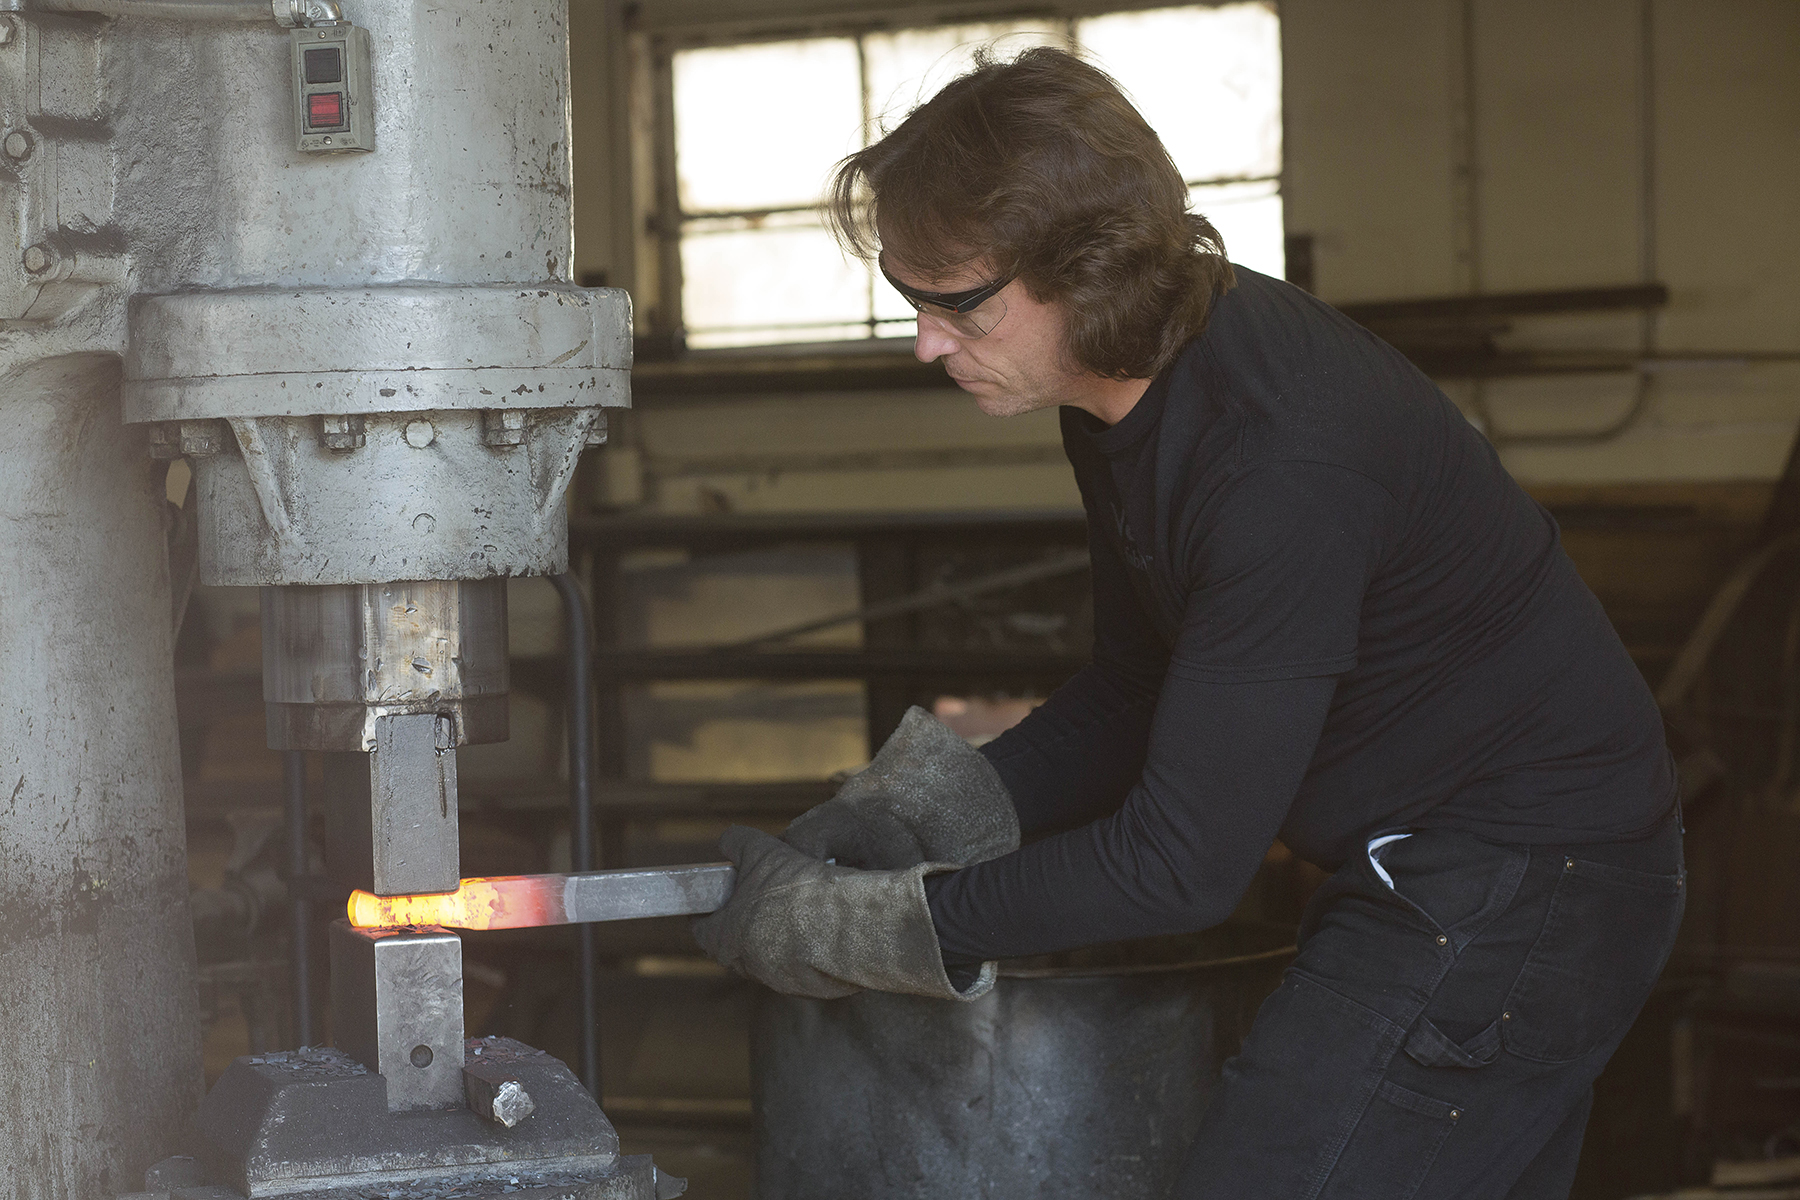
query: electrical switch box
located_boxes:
[292,23,374,154]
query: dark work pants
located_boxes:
[1174,816,1685,1200]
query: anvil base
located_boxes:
[120,1039,680,1200]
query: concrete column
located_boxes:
[0,354,201,1199]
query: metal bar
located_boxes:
[1336,283,1670,325]
[348,863,737,930]
[564,863,736,922]
[724,548,1091,651]
[569,508,1086,550]
[284,749,313,1048]
[584,647,1088,681]
[549,572,600,1101]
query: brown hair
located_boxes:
[827,45,1235,380]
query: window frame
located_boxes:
[627,0,1284,356]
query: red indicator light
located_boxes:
[307,92,345,130]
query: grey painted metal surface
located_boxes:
[751,926,1296,1200]
[123,287,630,418]
[329,920,466,1112]
[124,287,629,585]
[178,405,605,586]
[261,578,510,752]
[0,357,204,1196]
[0,0,628,1186]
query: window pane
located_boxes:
[1078,3,1281,183]
[682,213,872,347]
[1190,179,1285,279]
[864,23,1067,134]
[674,38,862,213]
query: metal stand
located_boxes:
[284,750,313,1049]
[551,572,602,1100]
[135,1038,659,1200]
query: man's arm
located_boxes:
[931,672,1335,959]
[977,479,1170,837]
[929,460,1394,960]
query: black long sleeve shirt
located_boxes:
[925,267,1676,963]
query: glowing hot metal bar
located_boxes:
[349,862,736,931]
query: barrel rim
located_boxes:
[997,942,1297,981]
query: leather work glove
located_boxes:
[691,824,996,1002]
[783,706,1019,870]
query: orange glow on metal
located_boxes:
[348,875,569,931]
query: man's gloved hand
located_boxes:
[783,705,1019,870]
[691,824,996,1002]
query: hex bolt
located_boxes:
[403,418,436,449]
[319,413,365,451]
[21,243,54,274]
[3,129,33,162]
[0,17,15,45]
[586,411,608,447]
[481,408,527,448]
[178,419,226,458]
[147,423,183,461]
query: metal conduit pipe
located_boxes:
[27,0,342,23]
[551,572,602,1100]
[285,748,314,1048]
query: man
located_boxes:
[694,47,1684,1200]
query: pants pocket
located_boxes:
[1500,856,1684,1064]
[1405,1016,1500,1069]
[1318,1079,1462,1200]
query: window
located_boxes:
[664,3,1283,350]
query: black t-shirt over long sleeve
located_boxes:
[925,268,1676,964]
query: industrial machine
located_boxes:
[0,0,721,1193]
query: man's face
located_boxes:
[882,253,1080,419]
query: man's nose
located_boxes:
[913,314,961,363]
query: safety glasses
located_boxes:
[879,257,1011,339]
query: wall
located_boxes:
[566,0,1800,515]
[1286,0,1800,490]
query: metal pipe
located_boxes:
[27,0,345,23]
[724,548,1091,651]
[0,364,201,1191]
[29,0,274,19]
[550,572,600,1100]
[285,749,314,1047]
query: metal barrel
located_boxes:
[750,922,1295,1200]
